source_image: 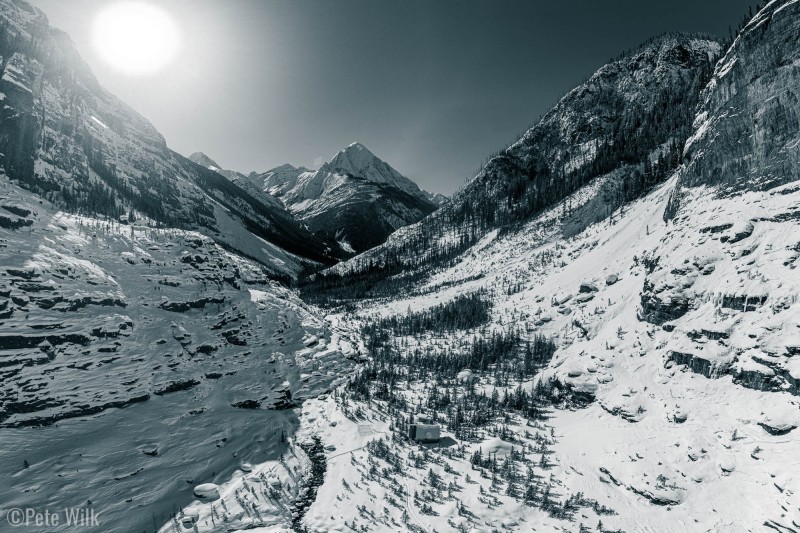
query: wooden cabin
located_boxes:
[408,423,440,443]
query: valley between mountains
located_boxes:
[1,0,800,532]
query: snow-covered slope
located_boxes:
[0,0,338,275]
[170,156,800,532]
[0,174,359,532]
[254,143,438,254]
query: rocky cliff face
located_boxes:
[672,0,800,197]
[641,0,800,402]
[455,33,719,229]
[0,0,338,275]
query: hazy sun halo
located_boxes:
[92,2,180,76]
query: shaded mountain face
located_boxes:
[452,33,721,233]
[0,0,339,276]
[255,143,438,254]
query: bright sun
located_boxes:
[92,2,180,76]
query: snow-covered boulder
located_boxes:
[193,483,220,500]
[456,369,475,383]
[758,406,799,436]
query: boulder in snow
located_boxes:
[579,281,599,293]
[576,293,595,303]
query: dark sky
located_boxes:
[31,0,755,194]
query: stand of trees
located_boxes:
[333,316,613,527]
[297,224,481,304]
[363,293,491,337]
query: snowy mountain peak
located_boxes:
[188,151,221,170]
[251,142,438,254]
[347,140,369,150]
[319,142,423,195]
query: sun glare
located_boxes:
[92,2,180,76]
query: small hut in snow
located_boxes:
[409,423,440,443]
